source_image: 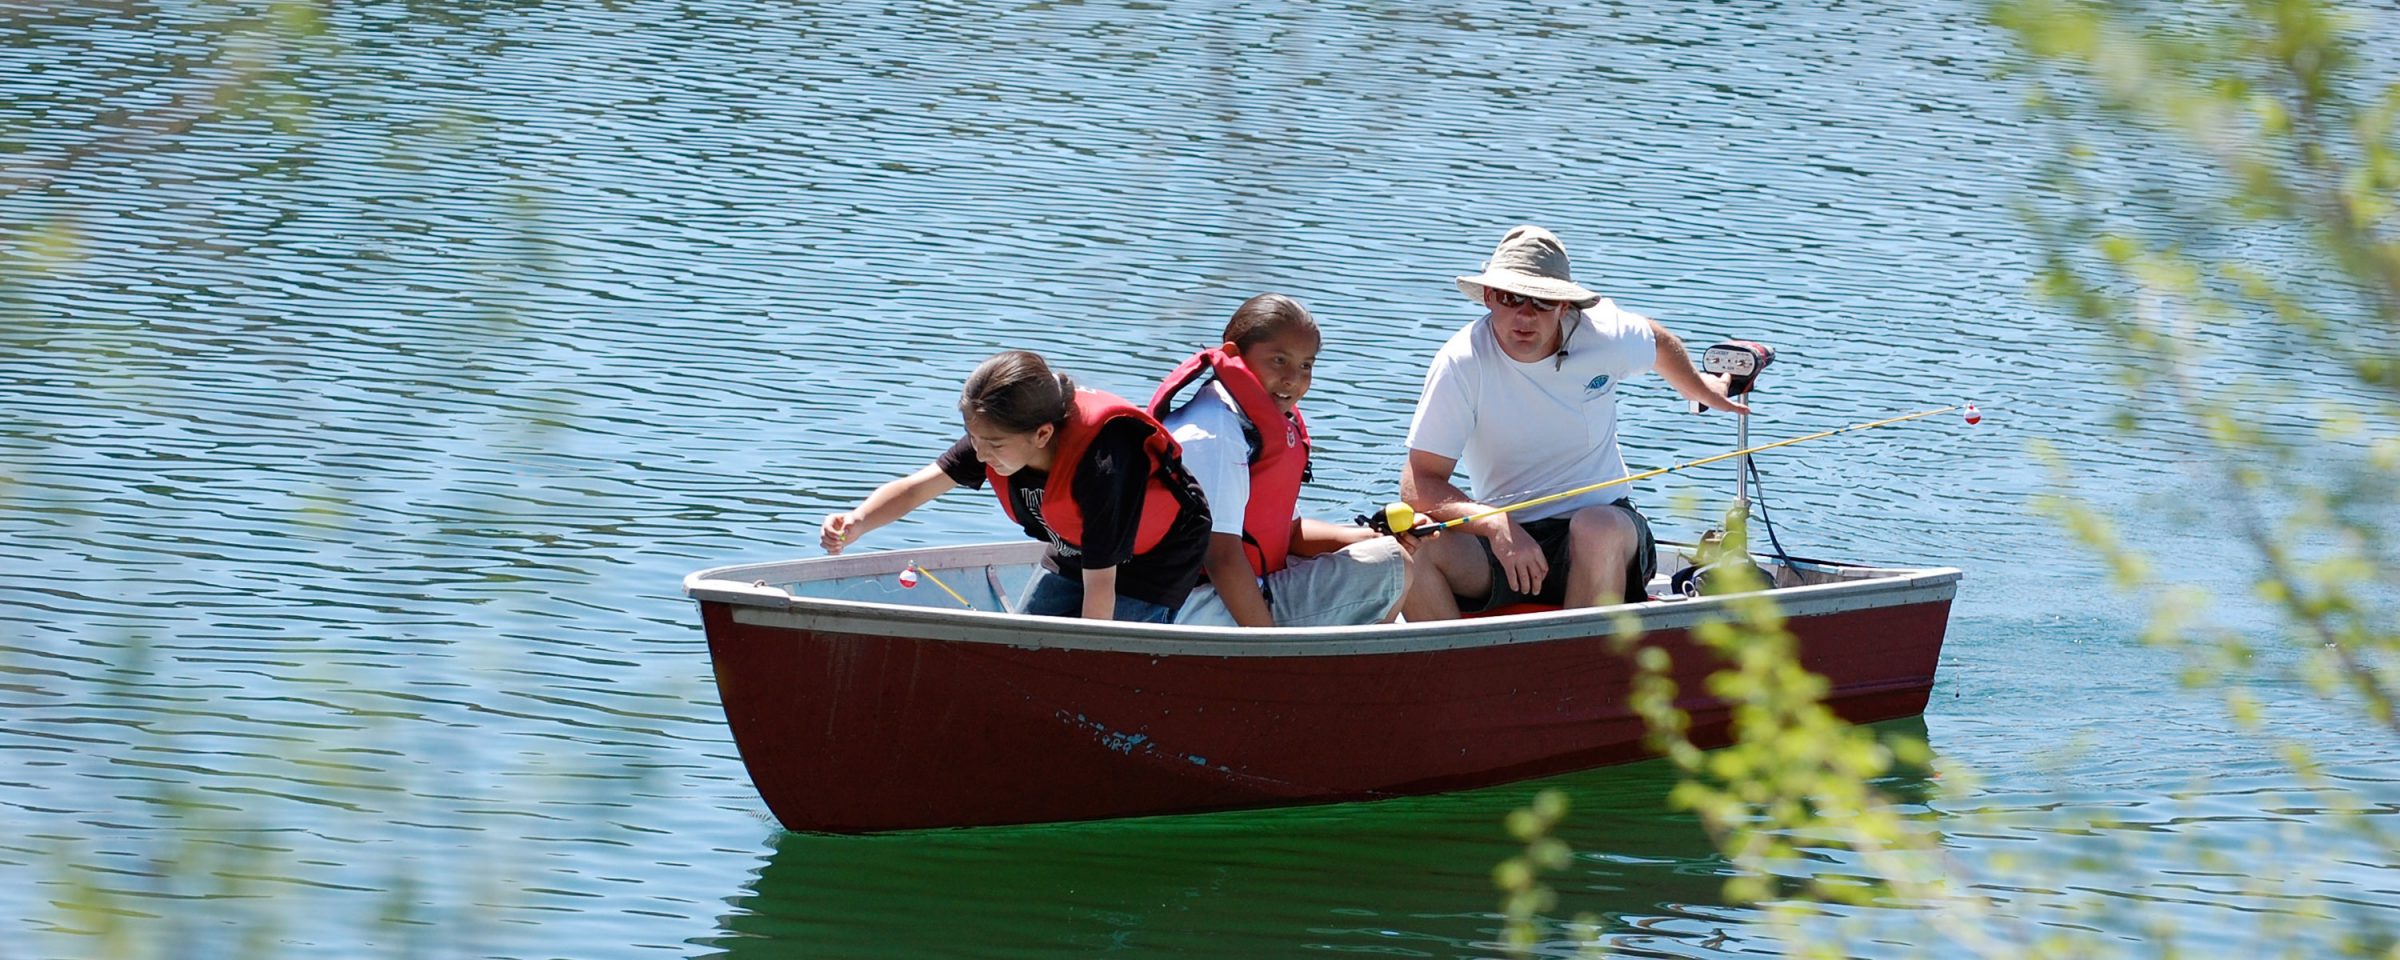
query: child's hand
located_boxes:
[821,512,858,554]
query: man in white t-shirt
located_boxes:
[1403,225,1749,615]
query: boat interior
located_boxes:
[719,540,1886,617]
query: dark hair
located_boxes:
[958,350,1074,433]
[1222,293,1320,350]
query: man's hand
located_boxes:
[1653,320,1752,415]
[1480,515,1547,596]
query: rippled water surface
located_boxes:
[5,0,2396,957]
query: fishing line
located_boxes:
[1364,405,1962,537]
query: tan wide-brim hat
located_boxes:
[1453,224,1602,308]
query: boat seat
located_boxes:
[1463,595,1672,618]
[1464,601,1560,619]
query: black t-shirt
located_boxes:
[936,419,1212,607]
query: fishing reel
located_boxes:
[1689,339,1774,414]
[1355,501,1440,538]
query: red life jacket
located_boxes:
[988,389,1187,556]
[1147,346,1311,576]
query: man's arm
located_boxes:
[1649,319,1750,414]
[1403,448,1544,596]
[1399,449,1484,525]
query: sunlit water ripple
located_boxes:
[3,0,2395,957]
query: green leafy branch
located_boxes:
[1998,0,2399,736]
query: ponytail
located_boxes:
[960,350,1073,433]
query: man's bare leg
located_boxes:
[1564,504,1639,607]
[1399,529,1485,621]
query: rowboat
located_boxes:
[684,539,1960,834]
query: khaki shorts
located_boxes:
[1174,537,1408,628]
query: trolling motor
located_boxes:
[1698,339,1772,520]
[1690,340,1774,414]
[1672,339,1778,598]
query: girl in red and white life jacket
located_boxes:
[820,350,1212,622]
[1150,294,1448,627]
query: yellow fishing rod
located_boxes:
[898,562,976,609]
[1363,405,1964,537]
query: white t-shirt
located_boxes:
[1404,299,1657,522]
[1161,380,1299,539]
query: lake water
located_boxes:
[4,0,2395,957]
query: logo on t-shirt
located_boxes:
[1586,374,1613,391]
[1015,487,1079,555]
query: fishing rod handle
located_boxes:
[1357,501,1445,539]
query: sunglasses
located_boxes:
[1494,290,1562,311]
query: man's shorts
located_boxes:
[1465,498,1656,612]
[1175,537,1408,628]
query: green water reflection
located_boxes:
[704,719,1932,959]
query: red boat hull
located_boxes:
[700,593,1950,833]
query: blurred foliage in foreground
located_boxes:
[6,4,570,957]
[2006,0,2398,731]
[1505,0,2397,956]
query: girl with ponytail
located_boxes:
[820,350,1211,622]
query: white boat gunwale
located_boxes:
[686,541,1962,659]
